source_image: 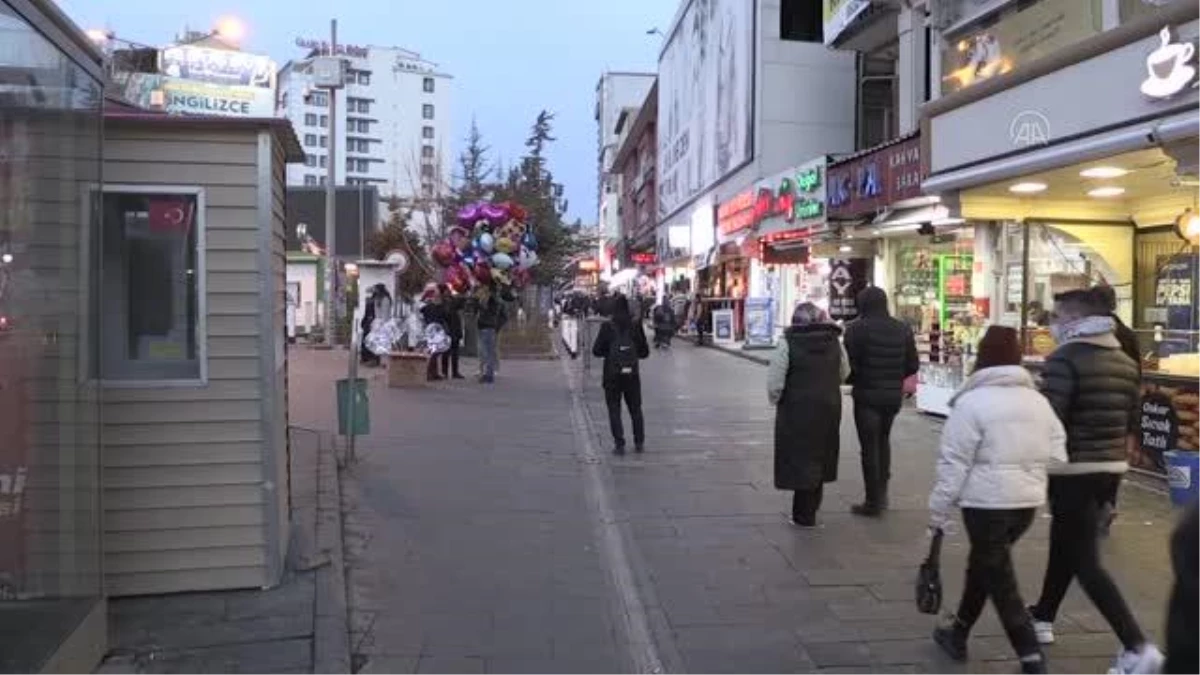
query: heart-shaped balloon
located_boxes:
[456,203,481,227]
[491,252,514,270]
[482,203,509,226]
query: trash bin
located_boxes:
[336,377,370,436]
[1164,450,1199,507]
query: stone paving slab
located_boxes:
[580,343,1177,674]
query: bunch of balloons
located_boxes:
[431,200,539,300]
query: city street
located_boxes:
[337,344,1177,674]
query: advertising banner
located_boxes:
[743,297,774,347]
[823,0,871,46]
[712,309,736,344]
[160,77,276,117]
[827,134,923,219]
[828,258,870,321]
[159,45,276,89]
[941,0,1099,94]
[1155,254,1198,333]
[657,0,754,219]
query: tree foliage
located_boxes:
[366,197,432,301]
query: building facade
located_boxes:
[277,44,452,205]
[655,0,857,339]
[594,71,656,254]
[612,81,660,270]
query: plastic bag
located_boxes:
[425,323,451,355]
[365,318,403,356]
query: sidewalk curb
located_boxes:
[313,436,351,674]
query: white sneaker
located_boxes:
[1108,644,1165,674]
[1027,606,1055,644]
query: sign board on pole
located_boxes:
[712,309,736,344]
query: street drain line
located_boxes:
[561,355,670,674]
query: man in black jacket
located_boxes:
[1089,284,1140,536]
[843,287,919,517]
[1028,290,1163,674]
[592,294,650,455]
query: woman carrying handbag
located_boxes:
[927,326,1067,674]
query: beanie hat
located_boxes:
[974,325,1022,372]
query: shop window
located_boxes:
[780,0,822,42]
[99,189,203,382]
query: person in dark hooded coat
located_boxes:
[767,302,850,526]
[843,286,920,516]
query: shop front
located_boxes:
[1,0,107,670]
[827,132,988,412]
[923,1,1200,472]
[752,158,830,342]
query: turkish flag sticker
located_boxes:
[148,198,193,234]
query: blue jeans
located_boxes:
[478,328,498,380]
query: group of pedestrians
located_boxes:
[415,284,507,384]
[766,285,1182,674]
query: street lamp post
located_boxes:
[325,19,339,342]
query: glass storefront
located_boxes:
[0,0,104,671]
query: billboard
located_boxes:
[159,77,276,117]
[158,45,276,89]
[657,0,754,220]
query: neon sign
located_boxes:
[718,165,825,237]
[630,252,657,265]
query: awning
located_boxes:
[869,204,963,233]
[922,109,1199,195]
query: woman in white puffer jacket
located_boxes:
[928,326,1067,674]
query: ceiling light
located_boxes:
[1087,186,1126,198]
[1009,182,1048,194]
[1080,166,1129,179]
[838,245,852,253]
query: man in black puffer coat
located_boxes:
[843,286,919,517]
[1028,289,1163,674]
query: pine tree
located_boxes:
[367,197,433,301]
[441,118,493,231]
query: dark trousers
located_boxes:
[604,378,644,447]
[957,508,1041,658]
[1032,473,1146,650]
[853,402,899,506]
[791,485,823,524]
[440,336,461,376]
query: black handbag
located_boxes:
[915,528,944,615]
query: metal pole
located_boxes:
[325,19,339,343]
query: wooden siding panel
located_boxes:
[106,505,264,532]
[104,463,262,490]
[105,546,265,574]
[106,567,265,596]
[105,442,262,468]
[104,484,262,510]
[103,421,261,446]
[101,129,273,596]
[106,527,264,553]
[103,400,261,424]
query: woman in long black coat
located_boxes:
[767,302,850,527]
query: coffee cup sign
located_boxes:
[1141,26,1197,99]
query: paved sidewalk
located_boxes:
[97,349,352,674]
[578,343,1177,674]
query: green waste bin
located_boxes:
[336,377,370,436]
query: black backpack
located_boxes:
[608,325,638,376]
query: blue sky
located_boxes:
[58,0,675,223]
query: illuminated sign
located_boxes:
[630,252,657,265]
[578,259,599,272]
[296,38,369,58]
[718,164,826,238]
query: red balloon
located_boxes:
[473,261,493,284]
[446,265,470,294]
[432,240,456,267]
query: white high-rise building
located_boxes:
[278,44,452,208]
